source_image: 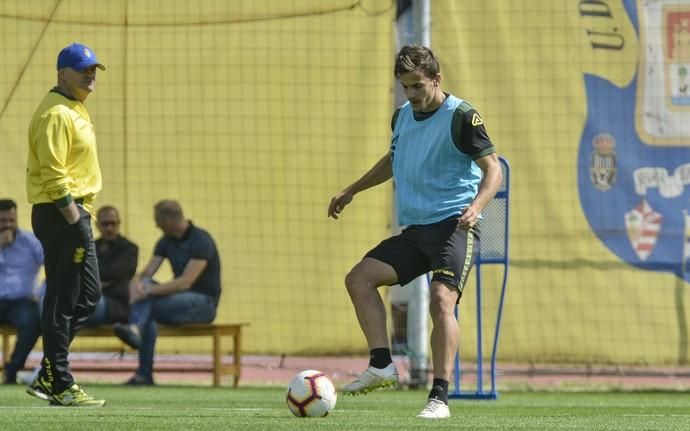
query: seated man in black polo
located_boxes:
[114,200,221,385]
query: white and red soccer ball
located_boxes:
[286,370,337,417]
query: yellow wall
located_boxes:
[0,0,395,355]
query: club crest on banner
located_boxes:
[635,1,690,146]
[578,0,690,282]
[590,133,618,191]
[625,200,662,261]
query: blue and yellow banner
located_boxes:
[436,0,690,365]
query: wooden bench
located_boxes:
[0,322,248,387]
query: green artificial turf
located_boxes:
[1,384,689,430]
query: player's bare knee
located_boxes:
[344,267,369,296]
[429,287,458,319]
[429,300,453,322]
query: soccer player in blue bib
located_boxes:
[328,45,502,419]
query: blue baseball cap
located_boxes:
[57,43,105,71]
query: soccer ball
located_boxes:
[286,369,337,417]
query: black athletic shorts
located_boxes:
[365,216,480,297]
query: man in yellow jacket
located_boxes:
[25,43,106,407]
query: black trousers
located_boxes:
[31,203,101,393]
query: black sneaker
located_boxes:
[125,374,154,386]
[26,375,51,401]
[3,373,16,385]
[113,323,142,350]
[2,363,17,384]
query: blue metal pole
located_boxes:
[475,260,484,396]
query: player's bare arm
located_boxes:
[328,152,393,219]
[458,152,502,229]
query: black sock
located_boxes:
[428,378,449,404]
[368,347,392,369]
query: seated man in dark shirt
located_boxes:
[114,200,221,385]
[87,206,138,326]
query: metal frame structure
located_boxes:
[450,156,510,400]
